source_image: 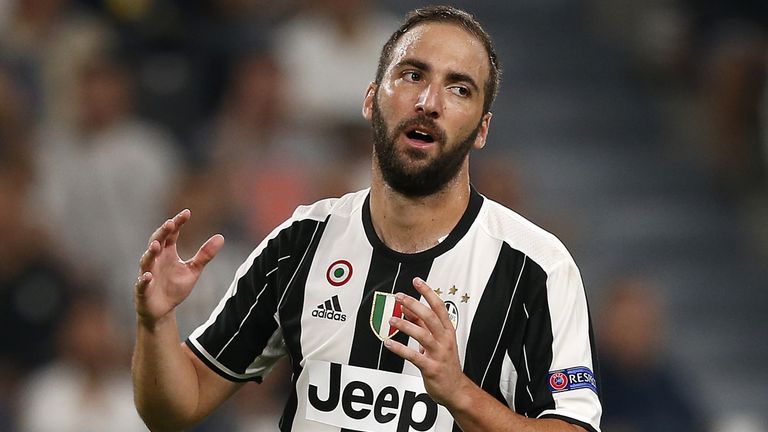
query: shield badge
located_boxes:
[370,291,403,341]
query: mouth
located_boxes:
[403,126,438,148]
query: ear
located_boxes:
[362,82,377,121]
[473,112,493,150]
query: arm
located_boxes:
[424,376,584,431]
[132,210,240,431]
[385,277,586,432]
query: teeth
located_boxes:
[414,130,430,138]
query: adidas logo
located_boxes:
[312,295,347,321]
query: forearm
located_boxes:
[132,312,201,431]
[448,377,585,432]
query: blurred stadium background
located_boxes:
[0,0,766,431]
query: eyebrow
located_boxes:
[394,58,480,93]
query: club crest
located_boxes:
[444,300,459,329]
[370,291,403,341]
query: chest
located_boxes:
[280,215,506,371]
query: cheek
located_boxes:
[457,102,485,127]
[380,78,425,111]
[451,112,481,137]
[374,87,403,123]
[380,82,407,108]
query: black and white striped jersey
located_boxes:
[186,187,602,432]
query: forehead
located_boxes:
[388,22,490,83]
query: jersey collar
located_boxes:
[362,185,484,262]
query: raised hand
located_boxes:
[134,209,224,325]
[383,277,473,407]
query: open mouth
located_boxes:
[405,128,435,144]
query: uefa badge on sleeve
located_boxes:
[547,367,597,394]
[370,292,403,341]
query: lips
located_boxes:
[405,128,435,144]
[398,119,445,149]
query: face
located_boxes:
[363,22,493,197]
[77,61,131,131]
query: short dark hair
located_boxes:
[375,5,501,114]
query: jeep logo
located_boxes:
[305,361,438,432]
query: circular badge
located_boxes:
[549,372,568,391]
[326,260,353,286]
[444,300,459,329]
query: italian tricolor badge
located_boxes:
[370,291,403,341]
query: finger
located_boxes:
[189,234,225,271]
[402,304,426,327]
[172,208,191,226]
[399,303,445,353]
[139,240,161,272]
[412,277,454,331]
[395,291,445,336]
[389,316,438,351]
[135,271,153,297]
[148,218,175,248]
[146,210,188,248]
[147,221,168,247]
[383,338,426,369]
[400,301,430,332]
[165,209,191,247]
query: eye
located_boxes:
[449,86,470,97]
[403,71,422,82]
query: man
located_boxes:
[133,6,602,432]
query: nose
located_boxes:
[415,84,441,118]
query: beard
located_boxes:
[371,97,482,198]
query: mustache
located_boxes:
[393,114,447,144]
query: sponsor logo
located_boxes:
[444,301,459,329]
[547,367,597,394]
[370,292,403,341]
[305,360,438,432]
[312,295,347,321]
[327,260,353,286]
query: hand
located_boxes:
[134,209,224,326]
[383,277,473,408]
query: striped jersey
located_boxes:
[186,188,602,431]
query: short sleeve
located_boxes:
[522,259,602,431]
[185,218,320,382]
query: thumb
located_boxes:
[189,234,225,271]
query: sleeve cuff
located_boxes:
[539,413,599,432]
[185,338,263,383]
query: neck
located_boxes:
[369,161,471,254]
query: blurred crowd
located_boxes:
[0,0,766,431]
[593,0,768,250]
[594,0,768,193]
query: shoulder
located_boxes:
[236,190,369,278]
[477,196,575,273]
[258,189,368,246]
[289,189,368,223]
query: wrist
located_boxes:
[137,311,176,332]
[443,375,478,414]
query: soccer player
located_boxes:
[132,6,602,431]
